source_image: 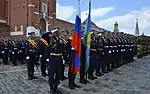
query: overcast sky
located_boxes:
[56,0,150,36]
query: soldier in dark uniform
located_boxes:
[102,32,113,73]
[80,31,89,84]
[46,28,63,94]
[3,40,9,65]
[0,39,4,63]
[96,33,105,76]
[59,35,68,81]
[11,41,18,66]
[39,38,48,77]
[88,32,97,80]
[25,32,38,80]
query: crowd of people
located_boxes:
[0,28,137,94]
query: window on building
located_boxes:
[21,25,23,31]
[15,26,17,32]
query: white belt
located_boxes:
[110,46,113,48]
[14,48,17,50]
[104,46,109,48]
[114,46,117,47]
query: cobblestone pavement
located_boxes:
[0,56,150,94]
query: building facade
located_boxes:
[0,0,74,37]
[0,0,9,37]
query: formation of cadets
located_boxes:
[0,28,137,94]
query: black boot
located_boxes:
[50,85,55,94]
[73,83,80,88]
[80,79,87,84]
[95,72,104,77]
[88,76,94,80]
[41,73,48,77]
[28,76,32,80]
[68,84,75,89]
[54,85,62,94]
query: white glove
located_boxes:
[109,51,111,54]
[1,51,4,53]
[71,47,75,50]
[63,60,65,64]
[39,55,42,58]
[46,59,49,62]
[117,50,119,52]
[26,56,30,60]
[12,52,15,54]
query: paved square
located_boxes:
[0,56,150,94]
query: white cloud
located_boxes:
[81,7,115,22]
[95,8,150,36]
[56,3,76,20]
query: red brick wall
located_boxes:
[10,0,27,32]
[55,19,74,30]
[0,0,6,21]
[0,24,9,37]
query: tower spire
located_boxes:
[114,21,119,32]
[135,19,139,36]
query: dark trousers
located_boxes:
[41,56,47,75]
[3,49,8,65]
[48,56,61,87]
[12,52,17,66]
[18,50,25,64]
[68,60,76,85]
[27,51,36,78]
[96,52,104,73]
[88,51,97,76]
[80,56,86,81]
[60,63,65,80]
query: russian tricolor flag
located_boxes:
[71,0,81,74]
